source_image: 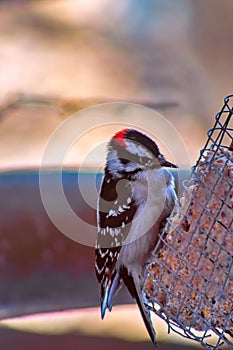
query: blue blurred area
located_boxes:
[0,170,123,318]
[113,0,191,39]
[0,168,190,318]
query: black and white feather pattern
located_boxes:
[95,169,136,302]
[95,129,178,347]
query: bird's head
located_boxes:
[106,128,177,177]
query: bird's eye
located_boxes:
[140,156,151,165]
[120,158,129,165]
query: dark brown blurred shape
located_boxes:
[0,328,197,350]
[0,169,134,319]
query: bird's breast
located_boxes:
[117,168,176,276]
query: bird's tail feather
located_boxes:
[107,272,122,311]
[124,274,157,347]
[101,273,122,318]
[101,284,109,319]
[134,284,157,347]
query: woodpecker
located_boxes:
[95,128,178,346]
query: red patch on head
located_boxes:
[113,129,129,147]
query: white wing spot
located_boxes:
[109,228,114,236]
[114,237,121,246]
[95,260,108,275]
[106,209,118,218]
[109,228,121,237]
[100,228,106,236]
[127,197,131,204]
[99,249,109,258]
[118,205,124,213]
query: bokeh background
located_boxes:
[1,0,233,349]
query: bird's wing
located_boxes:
[95,171,136,316]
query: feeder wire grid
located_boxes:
[144,94,233,349]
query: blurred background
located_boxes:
[0,0,233,349]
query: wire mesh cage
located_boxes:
[144,95,233,349]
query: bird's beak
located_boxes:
[161,159,178,168]
[158,155,178,168]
